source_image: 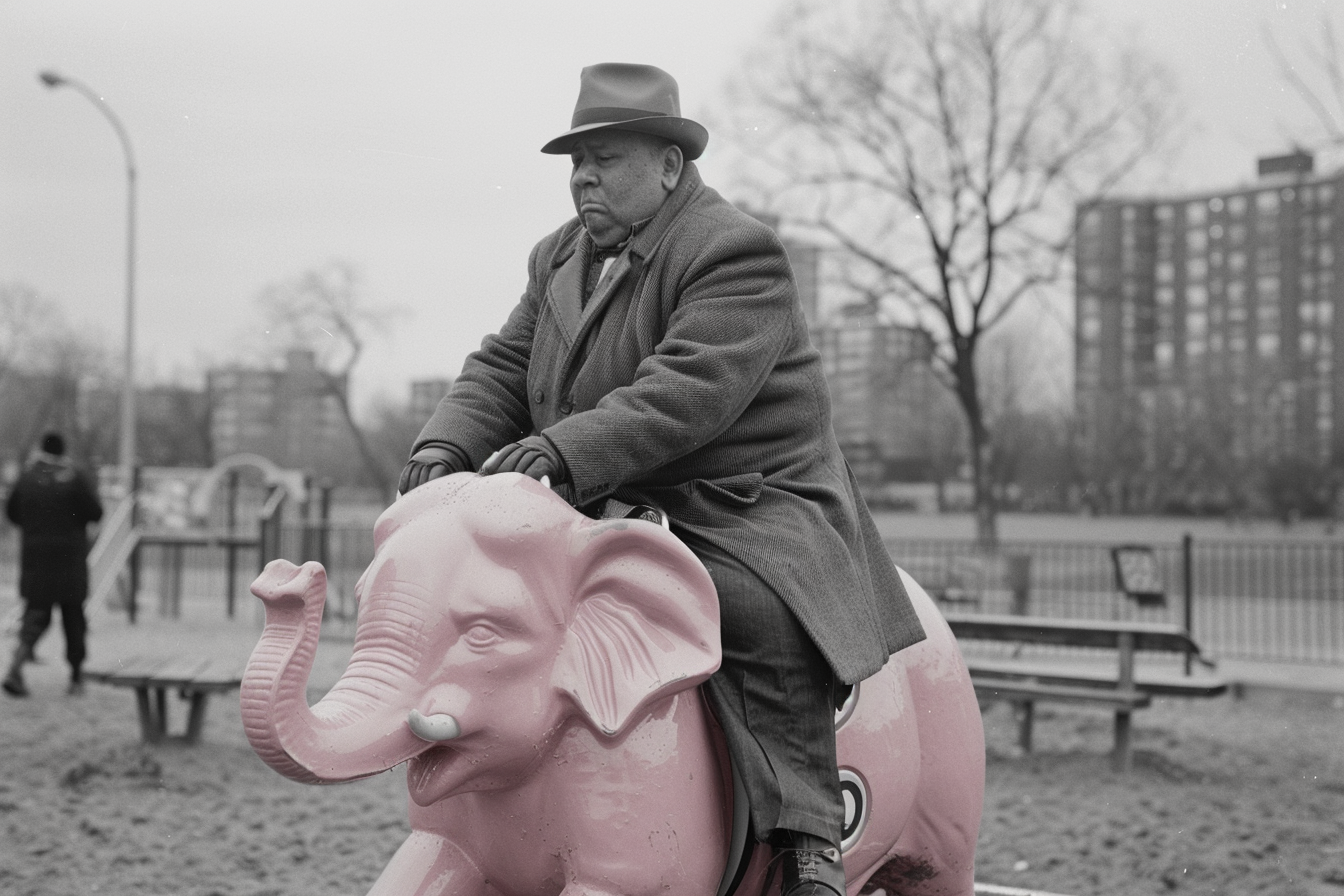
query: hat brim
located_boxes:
[540,116,707,160]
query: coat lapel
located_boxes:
[548,164,707,363]
[578,252,630,325]
[546,230,585,349]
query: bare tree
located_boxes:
[722,0,1175,543]
[0,282,115,467]
[1263,15,1344,145]
[256,260,403,496]
[0,281,61,394]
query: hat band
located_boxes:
[571,106,670,128]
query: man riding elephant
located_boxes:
[399,62,926,896]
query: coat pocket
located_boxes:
[692,473,764,507]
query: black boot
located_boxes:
[777,831,846,896]
[3,650,28,698]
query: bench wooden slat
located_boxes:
[970,678,1151,709]
[966,658,1228,698]
[944,612,1202,655]
[84,655,190,687]
[86,656,242,690]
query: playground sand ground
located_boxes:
[1,611,1342,896]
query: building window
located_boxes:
[1209,197,1225,213]
[1256,246,1279,274]
[1256,190,1279,213]
[1187,202,1208,225]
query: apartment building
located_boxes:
[207,349,353,472]
[1075,150,1344,509]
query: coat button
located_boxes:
[559,398,573,415]
[533,388,545,404]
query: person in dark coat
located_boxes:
[399,63,926,896]
[3,432,104,697]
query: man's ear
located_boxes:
[661,144,684,192]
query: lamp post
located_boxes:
[39,70,137,496]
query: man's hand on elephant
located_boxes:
[479,435,568,485]
[399,442,472,495]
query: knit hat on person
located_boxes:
[40,432,65,457]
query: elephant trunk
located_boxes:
[241,560,435,784]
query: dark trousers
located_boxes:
[680,532,843,847]
[17,597,87,679]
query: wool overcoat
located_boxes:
[415,163,924,682]
[5,456,103,606]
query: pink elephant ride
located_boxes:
[241,473,984,896]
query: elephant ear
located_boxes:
[554,520,721,737]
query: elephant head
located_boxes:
[241,472,721,807]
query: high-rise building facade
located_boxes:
[813,302,962,485]
[207,349,353,472]
[740,205,963,487]
[1076,151,1344,509]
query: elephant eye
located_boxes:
[462,622,506,650]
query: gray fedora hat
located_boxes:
[540,63,709,160]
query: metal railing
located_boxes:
[886,536,1344,665]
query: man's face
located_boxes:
[569,131,678,248]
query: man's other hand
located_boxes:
[479,435,567,485]
[398,443,471,495]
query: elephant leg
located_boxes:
[366,832,486,896]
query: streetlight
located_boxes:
[38,70,137,497]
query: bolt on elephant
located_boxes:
[241,473,984,895]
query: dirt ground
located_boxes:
[1,614,1342,896]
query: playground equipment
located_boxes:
[86,454,311,621]
[241,473,986,895]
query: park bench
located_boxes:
[83,654,243,745]
[944,613,1227,771]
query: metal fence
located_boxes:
[886,536,1344,665]
[122,522,375,625]
[6,519,1340,666]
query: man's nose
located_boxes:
[571,162,598,187]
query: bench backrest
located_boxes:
[943,613,1204,657]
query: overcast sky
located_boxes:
[3,0,1342,415]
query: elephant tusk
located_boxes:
[408,709,462,742]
